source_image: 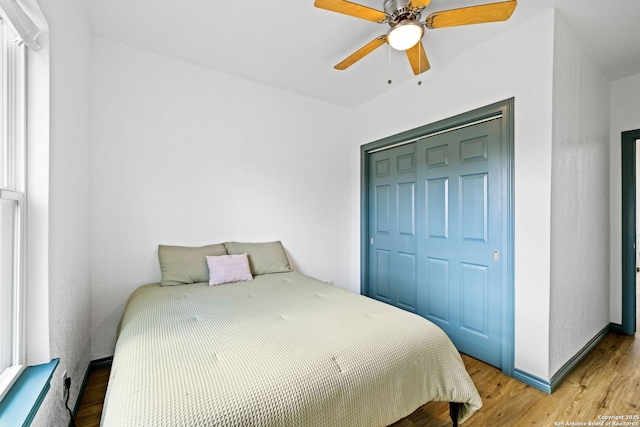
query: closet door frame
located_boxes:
[360,98,515,376]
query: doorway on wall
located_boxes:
[621,129,640,335]
[636,137,640,334]
[360,98,515,375]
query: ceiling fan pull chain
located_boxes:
[417,46,422,85]
[387,43,392,84]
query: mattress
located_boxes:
[101,271,482,426]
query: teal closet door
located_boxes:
[416,117,504,368]
[366,117,504,369]
[368,142,418,313]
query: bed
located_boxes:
[101,242,482,426]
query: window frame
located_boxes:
[0,11,27,401]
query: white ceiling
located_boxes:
[83,0,640,108]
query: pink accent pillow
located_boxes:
[206,254,253,286]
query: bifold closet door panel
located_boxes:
[416,117,504,368]
[368,142,418,313]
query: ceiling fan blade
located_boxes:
[408,0,432,10]
[314,0,387,23]
[405,41,430,75]
[425,0,517,29]
[335,36,387,70]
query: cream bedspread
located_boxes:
[101,272,482,426]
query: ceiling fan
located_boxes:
[314,0,517,75]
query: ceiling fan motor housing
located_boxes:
[384,0,421,25]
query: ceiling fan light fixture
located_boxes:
[387,21,423,50]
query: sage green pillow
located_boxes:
[158,244,227,286]
[224,241,292,275]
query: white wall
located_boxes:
[548,14,611,377]
[90,37,352,359]
[351,10,556,379]
[31,0,93,425]
[610,73,640,323]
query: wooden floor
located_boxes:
[76,299,640,426]
[75,365,110,427]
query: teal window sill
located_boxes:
[0,359,59,427]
